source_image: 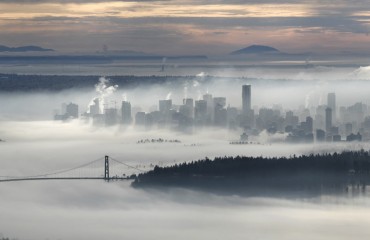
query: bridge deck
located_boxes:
[0,177,132,182]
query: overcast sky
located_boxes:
[1,0,370,55]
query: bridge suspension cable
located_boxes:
[109,157,146,173]
[1,157,104,180]
[0,155,147,182]
[23,157,105,179]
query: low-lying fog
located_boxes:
[1,120,370,240]
[2,65,370,239]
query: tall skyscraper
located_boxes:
[305,116,313,133]
[121,101,132,124]
[325,107,332,134]
[104,108,117,126]
[203,94,213,123]
[213,97,227,126]
[183,98,194,118]
[242,85,251,114]
[327,93,336,120]
[194,100,207,125]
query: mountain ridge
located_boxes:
[230,45,280,55]
[0,45,54,52]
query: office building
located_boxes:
[66,103,78,119]
[327,93,336,121]
[121,101,132,124]
[325,107,332,134]
[242,85,251,114]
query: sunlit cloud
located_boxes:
[0,0,370,54]
[0,2,314,19]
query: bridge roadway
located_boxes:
[0,156,145,183]
[0,177,132,183]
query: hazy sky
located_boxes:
[1,0,370,55]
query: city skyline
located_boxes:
[54,84,370,143]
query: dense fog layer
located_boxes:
[1,120,370,240]
[2,180,370,240]
[0,119,369,237]
[2,65,370,240]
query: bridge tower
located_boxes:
[104,155,110,181]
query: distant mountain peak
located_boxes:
[0,45,54,52]
[230,45,279,55]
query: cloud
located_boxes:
[0,0,165,2]
[1,0,370,54]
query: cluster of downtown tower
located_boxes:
[55,85,369,142]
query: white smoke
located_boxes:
[166,92,172,100]
[349,66,370,80]
[305,94,311,109]
[87,77,118,113]
[184,86,188,99]
[122,93,128,102]
[196,72,207,77]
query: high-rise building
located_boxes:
[345,123,353,136]
[316,129,326,142]
[203,94,213,123]
[182,98,194,118]
[195,100,207,118]
[305,116,313,133]
[327,93,336,120]
[121,101,132,124]
[90,98,100,115]
[66,103,78,118]
[242,85,251,114]
[135,112,146,125]
[159,99,172,113]
[104,108,117,126]
[227,106,238,129]
[213,97,226,126]
[325,107,332,134]
[159,99,173,126]
[203,94,212,104]
[194,100,207,125]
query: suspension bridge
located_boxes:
[0,156,148,183]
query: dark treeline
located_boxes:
[0,74,224,92]
[0,55,207,64]
[133,150,370,196]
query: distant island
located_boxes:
[0,45,54,52]
[137,138,181,144]
[132,151,370,196]
[230,45,280,55]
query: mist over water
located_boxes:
[1,120,370,240]
[2,64,370,239]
